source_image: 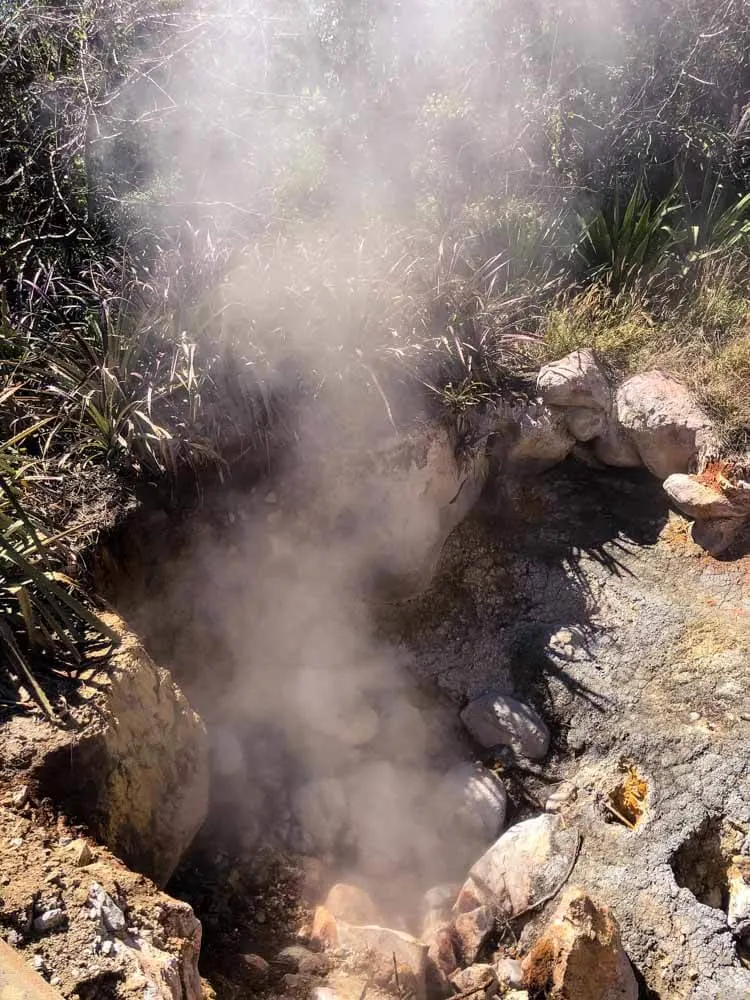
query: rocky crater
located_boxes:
[1,352,749,1000]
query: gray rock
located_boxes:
[33,908,65,933]
[460,694,549,759]
[89,882,126,935]
[593,423,642,468]
[689,516,744,556]
[537,349,611,410]
[507,403,576,471]
[275,945,330,976]
[615,371,718,479]
[439,763,507,844]
[336,924,427,996]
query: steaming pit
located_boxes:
[107,452,749,1000]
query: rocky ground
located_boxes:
[1,353,750,1000]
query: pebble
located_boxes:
[33,908,65,933]
[12,785,29,809]
[689,711,701,722]
[68,839,93,867]
[101,940,114,957]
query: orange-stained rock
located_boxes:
[311,905,339,949]
[521,888,637,1000]
[324,882,379,925]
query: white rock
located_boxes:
[450,963,498,996]
[460,694,549,759]
[537,349,611,411]
[439,763,507,844]
[455,815,580,918]
[507,402,576,470]
[615,372,718,479]
[663,474,748,520]
[496,956,524,989]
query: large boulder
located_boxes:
[615,372,718,479]
[460,694,550,760]
[31,615,209,887]
[455,815,580,918]
[537,349,612,411]
[521,888,638,1000]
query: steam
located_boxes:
[116,0,637,920]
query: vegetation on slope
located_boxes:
[2,0,750,706]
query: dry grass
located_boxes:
[538,265,750,451]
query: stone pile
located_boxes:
[489,347,749,554]
[291,814,637,1000]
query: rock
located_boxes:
[662,474,748,520]
[521,888,637,1000]
[563,407,608,442]
[593,424,642,468]
[689,517,744,556]
[299,422,486,598]
[68,839,93,867]
[336,924,428,999]
[537,350,611,411]
[506,993,530,1000]
[454,905,494,964]
[439,763,507,845]
[275,945,330,976]
[89,882,127,935]
[544,782,578,813]
[422,921,460,983]
[323,883,379,925]
[460,694,549,759]
[0,939,65,998]
[727,859,750,937]
[501,402,576,471]
[31,615,209,887]
[292,777,349,857]
[615,372,718,479]
[496,957,524,989]
[455,815,580,918]
[11,785,29,809]
[311,905,339,949]
[310,990,338,1000]
[33,908,65,933]
[242,954,270,987]
[450,963,498,996]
